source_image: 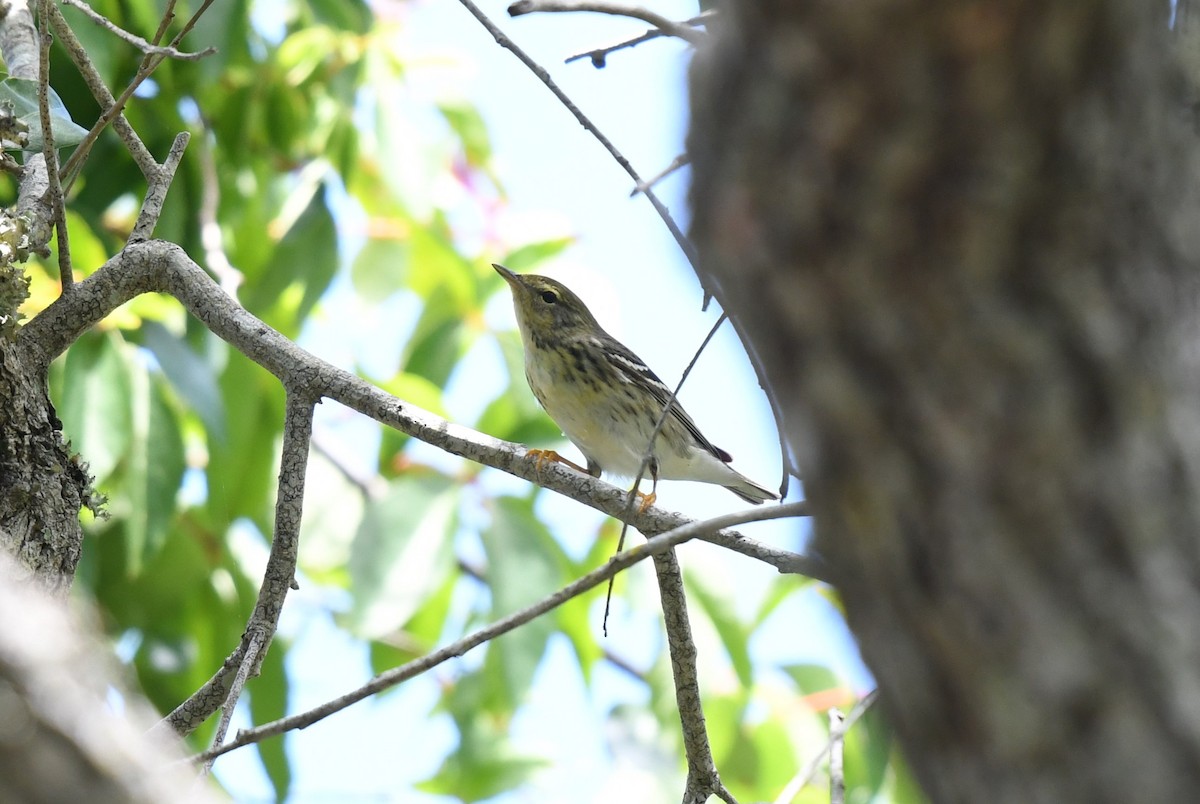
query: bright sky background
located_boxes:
[216,1,872,800]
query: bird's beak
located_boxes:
[493,263,517,285]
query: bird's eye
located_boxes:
[540,290,558,304]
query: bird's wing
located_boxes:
[596,337,734,464]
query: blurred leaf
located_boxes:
[783,664,841,697]
[843,703,892,802]
[418,709,545,802]
[250,642,292,801]
[347,474,459,639]
[368,568,458,674]
[685,574,754,688]
[439,104,491,166]
[297,451,366,584]
[309,0,374,33]
[379,371,448,418]
[244,183,338,328]
[0,77,89,149]
[141,321,227,440]
[277,26,341,85]
[122,368,186,574]
[403,294,468,386]
[498,237,574,275]
[481,496,561,710]
[753,575,807,627]
[888,745,930,803]
[206,353,283,532]
[719,705,795,802]
[351,235,410,299]
[60,331,132,484]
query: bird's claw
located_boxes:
[526,448,589,475]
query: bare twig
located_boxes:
[772,690,880,804]
[192,502,789,764]
[654,548,737,804]
[194,123,243,294]
[565,10,713,67]
[58,0,217,185]
[169,391,313,740]
[131,131,189,241]
[603,312,728,634]
[829,708,845,804]
[457,0,699,270]
[632,153,690,197]
[154,645,247,736]
[508,0,705,46]
[45,2,156,176]
[200,631,264,774]
[36,0,71,290]
[60,0,214,60]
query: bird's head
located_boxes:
[493,264,601,340]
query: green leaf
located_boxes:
[59,331,133,484]
[439,104,492,166]
[0,78,89,150]
[205,353,284,532]
[417,723,545,802]
[243,183,338,328]
[480,496,562,710]
[783,663,842,697]
[141,321,227,440]
[123,369,186,574]
[347,474,459,639]
[422,674,547,801]
[350,236,410,299]
[367,568,458,674]
[841,703,893,802]
[498,237,574,275]
[685,574,754,688]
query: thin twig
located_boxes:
[59,0,214,60]
[36,0,71,291]
[131,131,189,241]
[194,121,243,294]
[603,313,728,634]
[154,645,247,736]
[174,392,313,741]
[829,708,845,804]
[457,0,699,270]
[654,548,736,804]
[45,2,156,176]
[565,10,713,67]
[200,631,264,774]
[191,503,789,764]
[508,0,705,46]
[772,690,880,804]
[59,0,217,186]
[632,153,690,197]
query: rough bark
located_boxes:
[689,2,1200,801]
[0,337,93,594]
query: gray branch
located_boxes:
[16,242,826,582]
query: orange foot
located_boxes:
[526,448,589,475]
[635,490,657,514]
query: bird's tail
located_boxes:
[724,471,780,505]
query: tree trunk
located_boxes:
[689,2,1200,801]
[0,336,90,595]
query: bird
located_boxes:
[493,263,778,509]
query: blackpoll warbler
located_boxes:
[494,264,778,507]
